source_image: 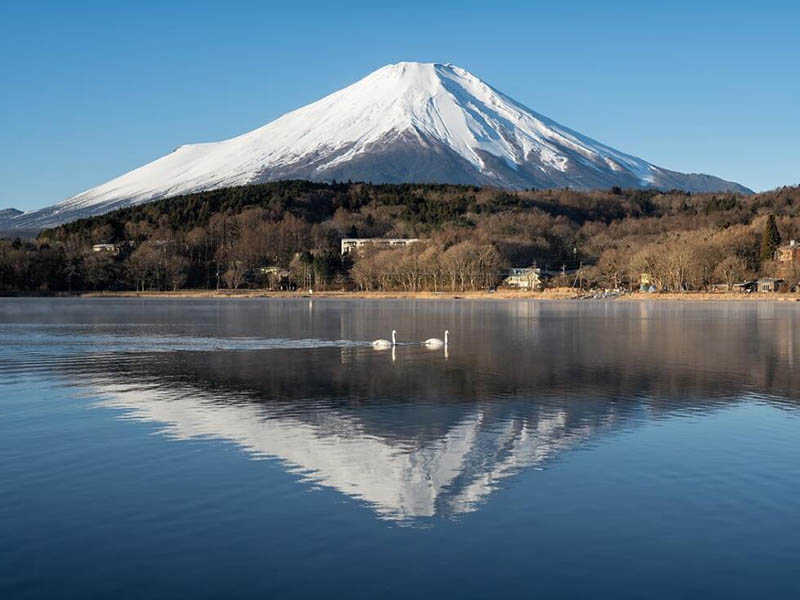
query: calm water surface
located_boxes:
[1,298,799,599]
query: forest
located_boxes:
[2,180,800,293]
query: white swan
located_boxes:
[372,330,397,349]
[423,330,449,349]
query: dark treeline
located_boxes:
[2,180,800,293]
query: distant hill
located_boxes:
[0,209,26,238]
[1,181,796,294]
[0,208,22,225]
[40,181,795,243]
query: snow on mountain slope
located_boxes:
[7,62,751,230]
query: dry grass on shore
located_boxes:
[621,291,800,302]
[79,287,578,300]
[74,288,800,302]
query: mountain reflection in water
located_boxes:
[3,298,797,523]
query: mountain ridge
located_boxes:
[4,62,751,231]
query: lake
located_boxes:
[1,298,799,599]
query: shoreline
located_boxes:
[4,289,799,302]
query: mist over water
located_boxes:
[1,298,799,599]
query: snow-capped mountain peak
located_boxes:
[4,62,751,231]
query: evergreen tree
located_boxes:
[760,214,781,263]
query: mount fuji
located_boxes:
[3,62,751,231]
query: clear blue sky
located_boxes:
[1,1,798,210]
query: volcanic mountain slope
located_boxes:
[6,62,751,230]
[0,209,24,236]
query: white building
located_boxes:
[504,267,547,290]
[340,238,419,255]
[91,243,119,254]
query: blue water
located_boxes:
[1,298,799,599]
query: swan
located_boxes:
[372,330,396,349]
[424,330,449,349]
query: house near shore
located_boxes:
[258,266,291,281]
[639,272,659,292]
[775,241,800,282]
[775,240,800,264]
[710,281,758,293]
[504,267,550,290]
[733,281,757,292]
[340,238,419,255]
[757,278,786,293]
[255,266,291,289]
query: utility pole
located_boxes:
[573,261,583,289]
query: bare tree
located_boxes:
[223,260,248,289]
[713,256,748,289]
[164,255,190,291]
